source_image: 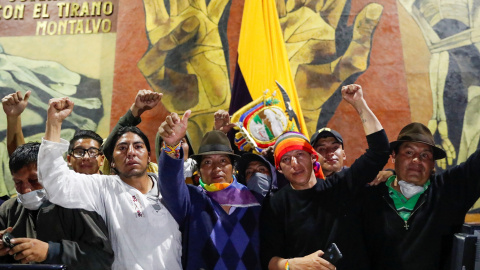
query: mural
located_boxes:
[399,0,480,169]
[0,0,118,196]
[137,0,384,148]
[277,0,383,135]
[1,0,479,198]
[138,0,232,149]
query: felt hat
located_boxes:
[191,130,240,163]
[390,122,446,160]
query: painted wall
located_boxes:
[0,0,479,197]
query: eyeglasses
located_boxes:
[71,147,101,158]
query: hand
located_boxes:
[139,0,231,149]
[261,145,274,160]
[289,250,336,270]
[369,170,394,186]
[47,97,74,124]
[2,91,31,117]
[159,110,191,147]
[341,84,364,108]
[277,0,383,134]
[9,238,48,264]
[0,227,13,256]
[131,89,163,117]
[214,110,235,133]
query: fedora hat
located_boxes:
[390,122,446,160]
[191,130,240,163]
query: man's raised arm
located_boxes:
[44,97,74,142]
[341,84,382,135]
[2,91,30,156]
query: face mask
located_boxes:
[247,173,272,197]
[184,158,196,178]
[398,180,424,198]
[17,189,48,210]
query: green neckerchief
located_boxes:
[386,176,430,221]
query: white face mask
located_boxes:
[184,158,196,178]
[398,180,424,198]
[17,189,48,210]
[247,173,272,197]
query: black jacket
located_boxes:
[0,198,114,269]
[362,149,480,270]
[260,130,390,269]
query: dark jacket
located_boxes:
[0,198,114,269]
[260,130,390,270]
[362,149,480,270]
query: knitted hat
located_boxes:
[273,132,324,179]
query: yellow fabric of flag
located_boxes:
[237,0,309,137]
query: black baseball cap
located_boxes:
[310,127,344,147]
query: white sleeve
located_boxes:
[38,138,106,217]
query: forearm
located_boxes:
[103,109,141,151]
[38,139,101,212]
[353,99,382,136]
[44,119,63,143]
[6,116,24,156]
[341,129,390,189]
[130,103,144,118]
[158,150,190,225]
[268,256,288,270]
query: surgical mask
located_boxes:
[17,189,48,210]
[398,180,424,198]
[247,173,271,197]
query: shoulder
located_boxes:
[0,198,22,216]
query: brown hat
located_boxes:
[390,122,446,160]
[191,130,240,163]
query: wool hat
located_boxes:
[190,130,240,163]
[310,127,344,147]
[390,122,446,160]
[274,132,319,168]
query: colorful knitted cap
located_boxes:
[274,132,324,179]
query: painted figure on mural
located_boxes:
[399,0,480,169]
[138,0,232,150]
[139,0,384,148]
[0,44,104,197]
[276,0,384,135]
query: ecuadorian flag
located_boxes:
[229,0,308,138]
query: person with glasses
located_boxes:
[37,96,182,269]
[67,130,105,175]
[0,92,114,269]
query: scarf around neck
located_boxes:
[198,176,260,207]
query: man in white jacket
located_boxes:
[37,96,182,270]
